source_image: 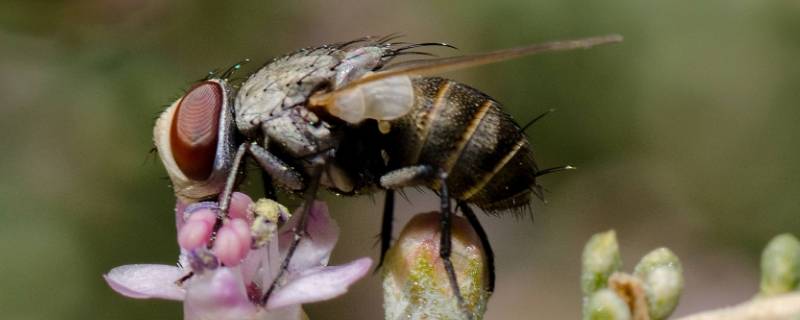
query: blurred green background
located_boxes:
[1,0,798,319]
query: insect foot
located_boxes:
[382,212,490,320]
[104,192,372,320]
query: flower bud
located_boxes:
[760,233,800,296]
[633,247,683,320]
[227,192,254,222]
[178,209,216,250]
[584,289,631,320]
[213,219,251,267]
[382,212,489,320]
[582,230,622,295]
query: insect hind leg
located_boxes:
[438,170,472,320]
[458,201,495,294]
[377,165,472,319]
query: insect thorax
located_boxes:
[235,45,389,158]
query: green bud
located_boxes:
[584,289,631,320]
[582,230,623,295]
[382,212,490,320]
[633,247,683,320]
[760,233,800,296]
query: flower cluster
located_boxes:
[105,193,371,320]
[581,230,683,320]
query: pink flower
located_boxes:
[104,193,372,320]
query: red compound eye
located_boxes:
[170,81,223,181]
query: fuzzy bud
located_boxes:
[585,289,631,320]
[582,230,623,296]
[760,233,800,296]
[382,212,490,320]
[633,248,683,320]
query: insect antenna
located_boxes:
[520,108,556,132]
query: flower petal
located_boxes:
[257,231,282,288]
[184,267,257,320]
[266,257,372,310]
[279,201,339,272]
[176,200,189,230]
[104,264,186,301]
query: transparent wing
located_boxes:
[346,34,622,89]
[309,34,622,123]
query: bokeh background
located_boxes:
[2,0,799,319]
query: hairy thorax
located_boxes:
[235,45,387,158]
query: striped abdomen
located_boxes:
[384,77,541,213]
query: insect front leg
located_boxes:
[261,162,323,305]
[218,142,304,221]
[248,143,306,191]
[218,143,249,218]
[260,169,277,200]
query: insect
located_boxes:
[153,34,622,318]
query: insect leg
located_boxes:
[438,170,472,320]
[376,189,395,271]
[218,142,301,222]
[248,143,305,191]
[260,163,324,306]
[260,169,277,200]
[218,143,249,218]
[457,201,495,294]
